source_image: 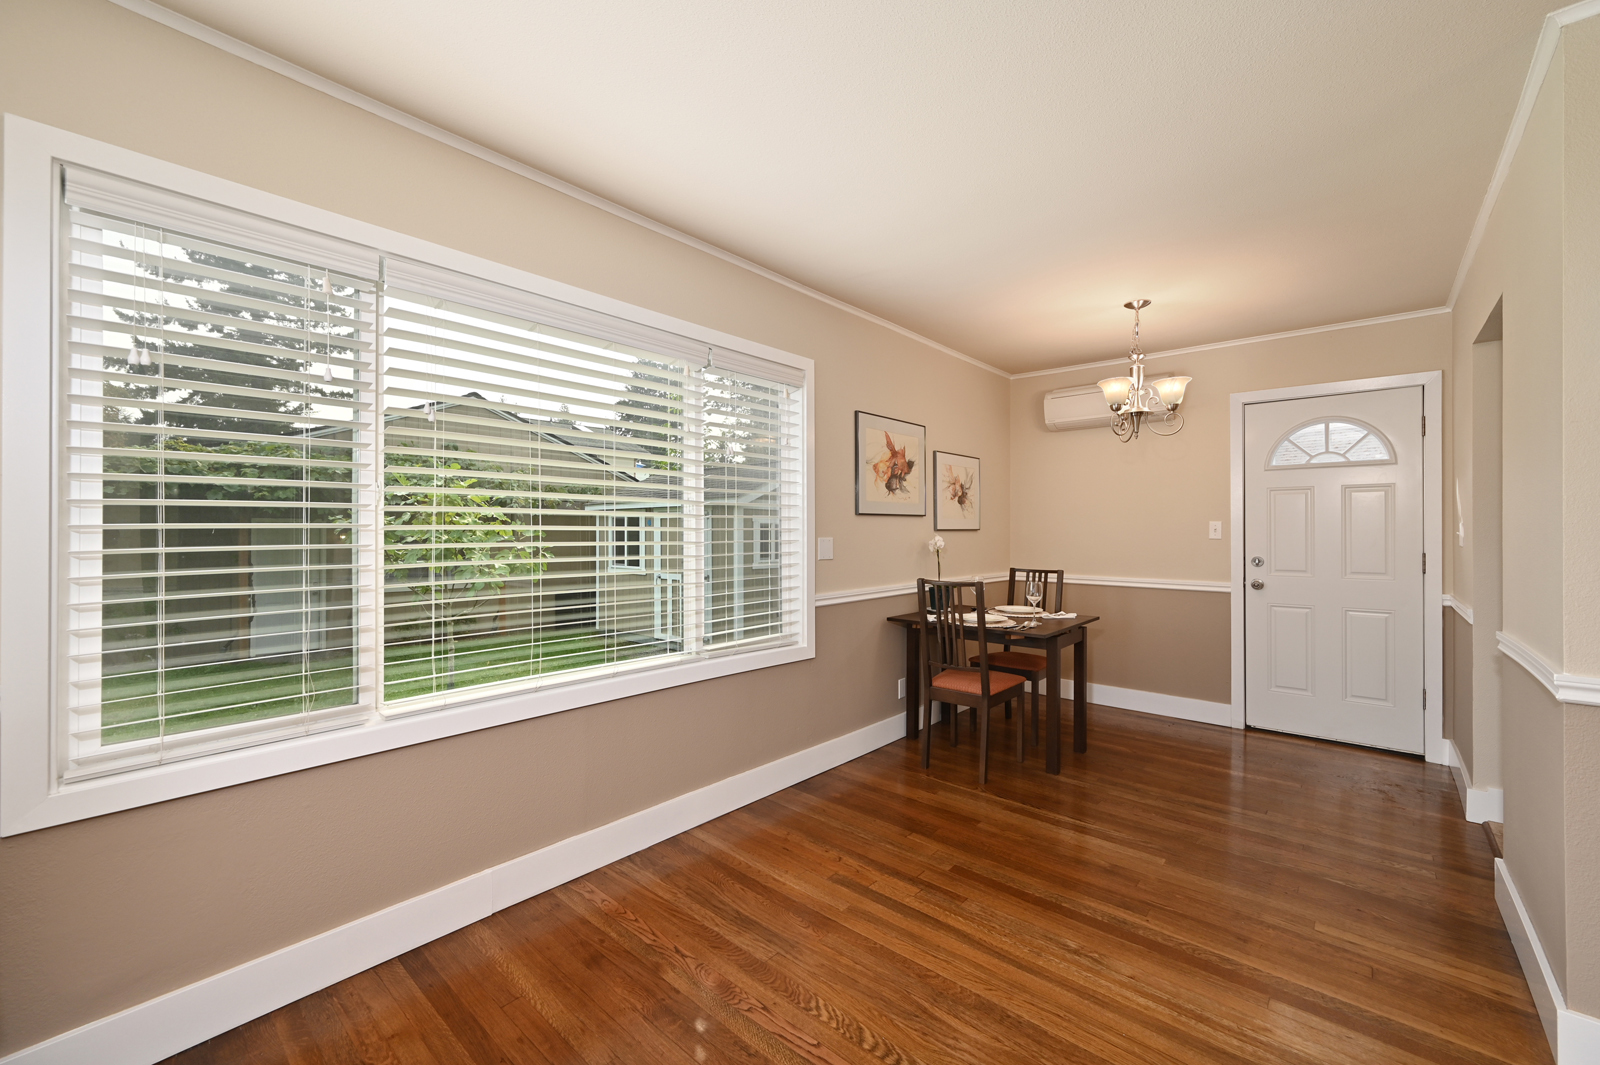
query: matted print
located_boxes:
[855,411,926,516]
[933,451,980,530]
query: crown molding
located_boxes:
[1010,307,1451,380]
[104,0,1009,381]
[1448,0,1600,309]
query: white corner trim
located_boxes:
[1010,307,1451,379]
[1448,0,1600,309]
[1055,678,1233,728]
[1495,856,1600,1063]
[0,713,907,1065]
[1443,594,1475,624]
[1560,1009,1600,1065]
[1445,739,1503,824]
[103,1,1008,381]
[1496,630,1600,706]
[1499,630,1559,691]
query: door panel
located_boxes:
[1344,609,1393,704]
[1270,489,1313,576]
[1244,387,1423,753]
[1269,605,1314,695]
[1343,484,1394,579]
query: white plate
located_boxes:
[993,605,1043,616]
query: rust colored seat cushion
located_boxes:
[972,651,1046,673]
[930,668,1025,698]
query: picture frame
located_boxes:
[933,451,981,530]
[855,411,926,516]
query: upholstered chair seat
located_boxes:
[932,668,1026,697]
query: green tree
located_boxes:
[384,446,552,687]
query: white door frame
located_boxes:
[1229,371,1444,764]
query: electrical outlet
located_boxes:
[817,537,834,560]
[897,678,906,700]
[1209,521,1222,539]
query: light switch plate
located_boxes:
[1209,521,1222,539]
[817,537,834,560]
[897,678,906,700]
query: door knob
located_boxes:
[1250,556,1264,567]
[1250,579,1265,590]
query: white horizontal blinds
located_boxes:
[380,274,696,709]
[702,357,802,649]
[61,178,377,780]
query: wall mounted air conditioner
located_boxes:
[1043,377,1178,431]
[1043,384,1110,431]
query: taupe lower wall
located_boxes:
[1566,704,1600,1015]
[0,595,914,1052]
[1501,658,1567,995]
[1053,584,1230,705]
[1445,608,1473,769]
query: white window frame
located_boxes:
[0,115,816,835]
[607,514,657,572]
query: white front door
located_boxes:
[1244,387,1425,753]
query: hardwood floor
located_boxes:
[165,706,1551,1065]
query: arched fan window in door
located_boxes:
[1268,418,1395,468]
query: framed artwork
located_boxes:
[933,451,980,530]
[855,411,926,515]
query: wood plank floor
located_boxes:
[165,706,1551,1065]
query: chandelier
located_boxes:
[1097,300,1190,441]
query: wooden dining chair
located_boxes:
[971,568,1067,757]
[1006,567,1065,612]
[918,578,1026,783]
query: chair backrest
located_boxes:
[1007,568,1065,612]
[917,578,993,697]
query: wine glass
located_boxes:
[1025,580,1043,626]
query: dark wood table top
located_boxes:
[884,612,1099,639]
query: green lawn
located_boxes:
[99,627,669,744]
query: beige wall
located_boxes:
[1452,30,1571,1002]
[0,0,1013,1051]
[1559,18,1600,1017]
[1502,660,1568,992]
[1450,16,1600,1020]
[1007,312,1451,704]
[1445,607,1473,769]
[1450,27,1569,1004]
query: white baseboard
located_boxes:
[1,714,908,1065]
[1057,678,1233,728]
[1495,857,1600,1063]
[1446,739,1504,824]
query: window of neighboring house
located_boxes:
[609,515,655,570]
[753,519,780,569]
[0,121,813,833]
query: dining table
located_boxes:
[884,610,1099,774]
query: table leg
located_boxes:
[1073,631,1088,754]
[904,625,921,739]
[1046,637,1062,774]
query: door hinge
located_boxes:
[1422,552,1427,574]
[1423,689,1427,710]
[1422,414,1426,437]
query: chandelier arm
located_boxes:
[1146,411,1184,436]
